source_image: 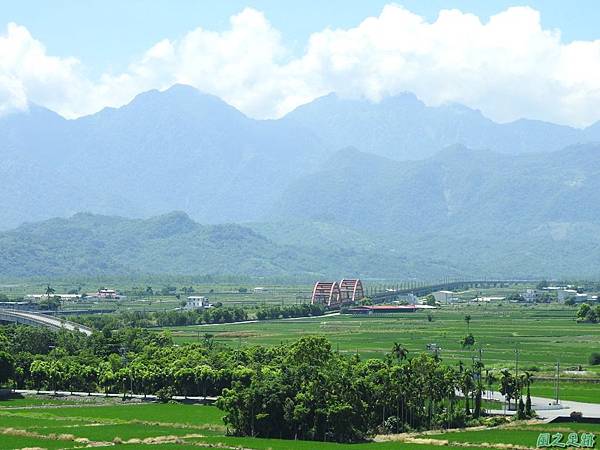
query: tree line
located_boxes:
[0,325,534,444]
[70,303,325,330]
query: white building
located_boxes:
[521,289,538,302]
[477,296,505,302]
[185,296,211,310]
[557,289,578,302]
[86,289,120,299]
[432,290,457,304]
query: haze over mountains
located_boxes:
[2,84,600,279]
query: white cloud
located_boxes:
[2,5,600,126]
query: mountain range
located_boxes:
[2,84,600,279]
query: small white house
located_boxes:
[557,289,578,302]
[432,290,456,304]
[86,289,120,299]
[521,289,538,302]
[185,296,211,310]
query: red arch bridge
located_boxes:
[311,279,365,307]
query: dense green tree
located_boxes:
[461,333,476,348]
[0,351,14,386]
[1,322,521,444]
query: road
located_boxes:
[484,390,600,420]
[13,389,217,403]
[190,312,340,327]
[11,388,600,420]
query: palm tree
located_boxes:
[461,369,475,415]
[522,371,534,416]
[485,369,497,401]
[392,342,409,361]
[45,284,55,298]
[473,379,485,418]
[464,314,472,333]
[499,369,515,411]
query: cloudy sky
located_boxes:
[2,1,600,126]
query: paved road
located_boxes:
[484,390,600,420]
[191,312,340,327]
[12,388,600,419]
[13,389,217,403]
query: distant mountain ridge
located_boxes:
[282,92,600,159]
[1,84,600,230]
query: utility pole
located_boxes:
[554,361,560,405]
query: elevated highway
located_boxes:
[370,280,532,303]
[0,309,93,336]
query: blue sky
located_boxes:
[2,2,600,126]
[2,1,599,74]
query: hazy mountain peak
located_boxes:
[379,91,423,107]
[144,211,198,238]
[0,102,66,124]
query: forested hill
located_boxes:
[0,212,316,278]
[0,211,455,279]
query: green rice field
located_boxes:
[165,303,600,373]
[0,397,598,449]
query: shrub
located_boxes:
[380,416,408,434]
[482,416,510,427]
[156,386,176,403]
[570,411,583,421]
[589,352,600,365]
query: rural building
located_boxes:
[477,296,505,302]
[521,289,538,302]
[557,289,578,302]
[86,289,120,299]
[97,289,119,299]
[185,296,211,310]
[432,290,457,304]
[0,301,34,311]
[396,293,418,304]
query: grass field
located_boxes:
[422,422,600,447]
[165,303,600,372]
[531,381,600,403]
[0,397,598,449]
[0,281,315,312]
